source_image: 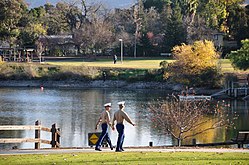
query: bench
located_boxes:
[231,131,249,148]
[186,131,249,148]
[160,53,172,57]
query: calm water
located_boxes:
[0,87,248,149]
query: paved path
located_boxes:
[1,147,249,155]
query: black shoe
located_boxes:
[95,148,102,151]
[115,150,122,152]
[121,148,124,151]
[110,146,114,150]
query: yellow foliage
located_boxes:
[172,40,219,75]
[32,23,47,35]
[30,23,47,35]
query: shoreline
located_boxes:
[0,80,221,95]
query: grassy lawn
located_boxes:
[46,58,248,73]
[1,152,249,165]
[46,57,173,69]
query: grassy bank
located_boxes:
[47,58,248,73]
[0,61,162,82]
[0,58,247,83]
[1,152,249,164]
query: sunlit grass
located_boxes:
[47,57,174,69]
[46,58,248,73]
[0,151,249,165]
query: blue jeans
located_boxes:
[116,123,124,151]
[95,123,112,149]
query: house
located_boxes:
[37,35,78,56]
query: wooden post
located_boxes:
[51,123,57,148]
[35,120,41,149]
[57,128,60,147]
[192,139,196,146]
[234,88,237,98]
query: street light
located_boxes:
[119,39,123,64]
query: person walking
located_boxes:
[102,71,106,82]
[113,54,117,64]
[112,101,135,152]
[95,103,114,151]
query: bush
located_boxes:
[199,67,223,88]
[51,65,100,80]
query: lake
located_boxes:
[0,87,248,149]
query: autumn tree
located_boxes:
[163,40,221,87]
[228,39,249,71]
[148,96,236,146]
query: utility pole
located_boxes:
[133,0,143,58]
[133,1,139,58]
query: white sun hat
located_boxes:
[104,103,111,107]
[117,101,125,105]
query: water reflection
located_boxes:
[0,87,248,149]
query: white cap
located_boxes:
[117,101,125,106]
[104,103,111,107]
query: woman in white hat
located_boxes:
[95,103,114,151]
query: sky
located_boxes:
[25,0,136,9]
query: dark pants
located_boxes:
[95,123,112,149]
[116,123,124,151]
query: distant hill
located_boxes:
[25,0,249,9]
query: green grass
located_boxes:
[1,152,249,164]
[47,57,174,69]
[46,58,248,73]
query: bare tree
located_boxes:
[70,1,114,56]
[148,96,237,146]
[72,18,114,56]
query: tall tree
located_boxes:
[72,3,114,56]
[18,6,47,47]
[143,0,170,13]
[227,4,249,42]
[44,3,69,35]
[0,0,27,46]
[161,1,187,52]
[179,0,198,23]
[109,7,136,55]
[18,23,47,47]
[229,39,249,71]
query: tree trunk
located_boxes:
[178,132,183,147]
[177,138,181,147]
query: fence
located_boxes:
[0,120,60,149]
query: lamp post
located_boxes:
[119,39,123,64]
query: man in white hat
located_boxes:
[95,103,113,151]
[112,101,135,152]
